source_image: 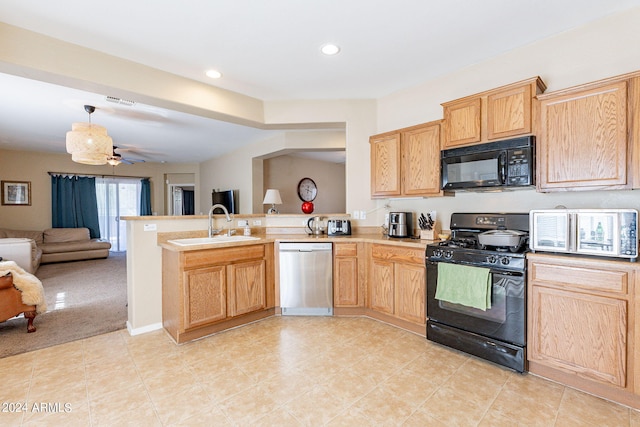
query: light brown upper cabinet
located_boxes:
[370,132,401,197]
[537,72,640,191]
[442,77,546,149]
[370,120,443,198]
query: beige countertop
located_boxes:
[158,231,437,251]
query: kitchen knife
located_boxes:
[419,213,427,229]
[426,213,434,230]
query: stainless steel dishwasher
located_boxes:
[279,242,333,316]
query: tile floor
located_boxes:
[0,316,638,426]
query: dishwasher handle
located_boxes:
[279,242,333,252]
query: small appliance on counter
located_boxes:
[327,219,352,236]
[530,208,638,260]
[388,212,413,238]
[306,216,326,235]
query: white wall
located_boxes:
[368,7,640,230]
[0,149,200,230]
[198,130,348,214]
[377,8,640,132]
[208,4,640,231]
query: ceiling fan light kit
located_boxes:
[106,155,122,166]
[65,105,113,165]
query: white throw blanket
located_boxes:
[0,261,47,313]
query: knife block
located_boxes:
[419,223,441,240]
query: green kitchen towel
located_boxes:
[435,263,492,311]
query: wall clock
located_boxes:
[297,177,317,202]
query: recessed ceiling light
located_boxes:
[206,69,222,79]
[320,44,341,55]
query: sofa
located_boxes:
[0,227,111,272]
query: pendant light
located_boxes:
[65,105,113,165]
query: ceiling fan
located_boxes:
[107,146,146,166]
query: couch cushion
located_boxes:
[43,228,90,243]
[40,239,111,254]
[0,229,44,244]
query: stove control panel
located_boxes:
[427,246,526,272]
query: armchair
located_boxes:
[0,273,37,332]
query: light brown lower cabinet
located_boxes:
[162,243,274,343]
[333,242,365,308]
[227,259,266,317]
[527,253,640,409]
[183,265,226,329]
[367,243,426,333]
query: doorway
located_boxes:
[96,177,142,251]
[168,184,195,215]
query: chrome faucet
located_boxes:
[208,204,233,237]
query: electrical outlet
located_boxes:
[237,220,248,227]
[384,213,390,226]
[360,210,367,219]
[352,210,360,219]
[253,219,262,226]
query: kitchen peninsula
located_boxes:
[123,214,431,338]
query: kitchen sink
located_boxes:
[167,235,260,246]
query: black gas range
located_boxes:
[426,212,530,373]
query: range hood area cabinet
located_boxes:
[441,76,546,149]
[536,71,640,192]
[370,120,444,198]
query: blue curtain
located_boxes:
[51,175,101,238]
[140,178,152,215]
[182,189,194,215]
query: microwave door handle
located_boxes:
[499,152,507,184]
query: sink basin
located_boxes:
[168,235,260,246]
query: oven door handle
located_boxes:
[490,269,524,277]
[428,260,525,277]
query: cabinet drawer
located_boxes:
[529,260,629,294]
[334,243,358,257]
[371,244,424,265]
[183,245,265,270]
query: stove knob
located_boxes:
[486,256,497,264]
[433,249,443,258]
[500,257,510,265]
[444,251,453,259]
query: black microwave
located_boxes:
[441,136,534,191]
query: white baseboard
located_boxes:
[126,321,163,336]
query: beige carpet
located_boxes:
[0,252,127,358]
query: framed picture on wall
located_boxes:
[1,180,31,206]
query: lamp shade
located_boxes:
[66,122,113,165]
[263,189,282,214]
[262,189,282,205]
